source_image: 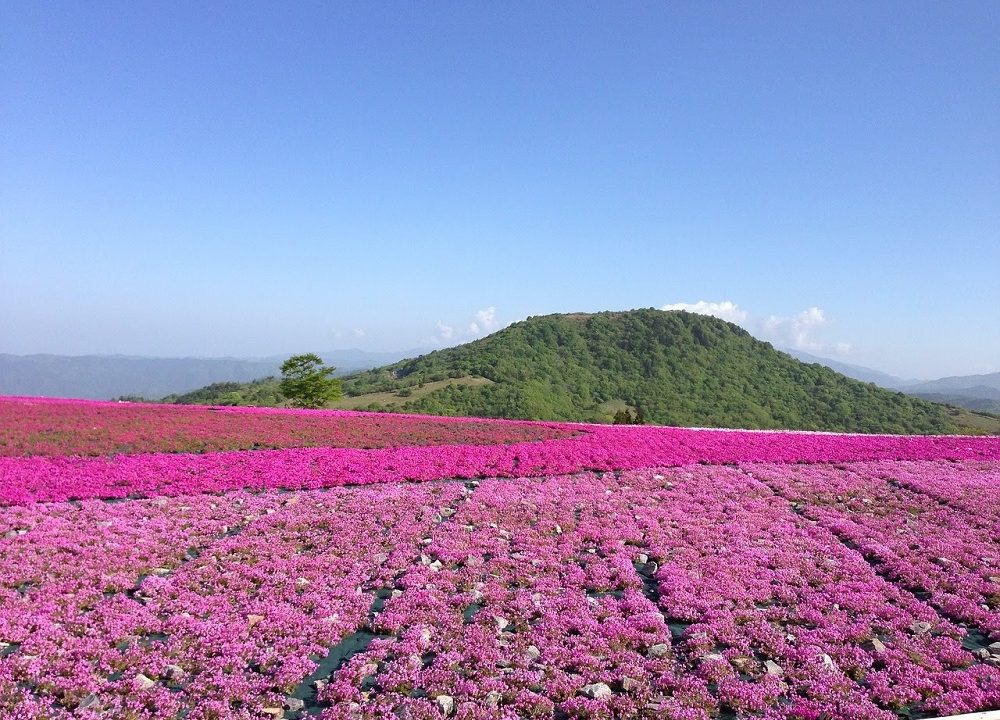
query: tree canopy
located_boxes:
[279,354,342,409]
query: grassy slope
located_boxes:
[330,377,493,410]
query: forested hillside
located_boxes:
[340,310,961,434]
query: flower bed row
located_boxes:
[885,460,1000,531]
[747,461,1000,642]
[0,397,578,457]
[3,417,1000,506]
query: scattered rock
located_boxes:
[580,682,613,699]
[78,694,102,711]
[637,554,649,565]
[162,664,184,681]
[909,621,932,636]
[440,507,455,518]
[248,615,265,629]
[863,637,887,654]
[702,653,725,663]
[648,643,671,658]
[314,679,328,691]
[494,616,510,631]
[436,694,455,715]
[821,654,837,671]
[391,589,404,599]
[135,673,156,690]
[150,567,171,576]
[621,676,640,692]
[284,697,305,712]
[484,690,502,706]
[525,645,540,661]
[428,560,443,572]
[420,628,433,644]
[261,708,283,718]
[764,660,784,676]
[295,577,310,588]
[645,696,670,711]
[555,524,562,534]
[988,642,1000,652]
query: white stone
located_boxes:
[580,682,613,699]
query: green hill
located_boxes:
[339,310,963,434]
[162,310,992,434]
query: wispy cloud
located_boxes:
[761,306,851,355]
[661,300,851,356]
[660,300,748,325]
[467,306,498,336]
[431,306,502,345]
[434,321,454,342]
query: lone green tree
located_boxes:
[279,353,342,409]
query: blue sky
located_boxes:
[2,2,997,379]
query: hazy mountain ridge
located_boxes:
[0,349,420,400]
[783,350,1000,416]
[783,349,914,388]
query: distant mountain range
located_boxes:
[0,349,421,400]
[785,350,1000,415]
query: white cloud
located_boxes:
[660,300,852,357]
[467,306,498,336]
[660,300,748,325]
[435,321,454,341]
[761,306,850,355]
[431,306,503,345]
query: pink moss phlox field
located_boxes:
[0,396,578,457]
[3,399,1000,505]
[3,396,1000,718]
[4,467,998,718]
